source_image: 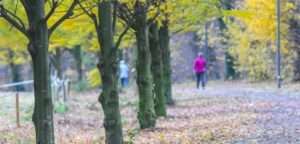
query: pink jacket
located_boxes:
[193,57,206,73]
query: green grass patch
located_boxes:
[55,103,69,114]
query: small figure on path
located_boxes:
[119,60,129,88]
[193,53,206,89]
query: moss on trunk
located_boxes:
[159,21,174,105]
[149,23,166,117]
[134,1,156,129]
[96,2,123,143]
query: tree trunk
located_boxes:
[26,1,54,143]
[53,48,63,79]
[149,23,166,117]
[294,51,300,81]
[96,2,123,143]
[218,18,237,80]
[218,1,237,80]
[134,1,156,129]
[69,45,83,81]
[159,21,174,105]
[10,64,24,91]
[8,50,24,91]
[290,3,300,81]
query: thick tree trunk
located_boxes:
[53,48,63,79]
[96,2,123,143]
[134,2,156,129]
[149,23,166,117]
[26,1,54,143]
[69,45,83,81]
[159,21,174,105]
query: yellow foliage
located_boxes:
[87,68,102,87]
[0,20,28,65]
[226,0,296,80]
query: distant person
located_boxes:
[119,60,129,88]
[193,53,206,89]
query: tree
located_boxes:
[49,12,94,81]
[159,17,174,105]
[156,0,220,104]
[79,0,131,143]
[68,45,83,81]
[0,0,78,143]
[0,21,28,90]
[287,0,300,81]
[149,22,166,117]
[218,0,237,80]
[117,0,165,129]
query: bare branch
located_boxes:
[112,1,118,34]
[115,24,130,49]
[43,1,58,23]
[78,0,99,32]
[20,0,30,12]
[147,11,160,25]
[117,4,134,28]
[147,0,165,24]
[0,6,29,38]
[78,1,98,22]
[48,0,79,37]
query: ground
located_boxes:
[0,81,300,144]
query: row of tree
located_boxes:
[1,0,220,143]
[2,0,298,143]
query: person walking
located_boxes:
[119,60,129,88]
[193,53,206,89]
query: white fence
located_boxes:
[0,75,70,127]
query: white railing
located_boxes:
[0,74,70,127]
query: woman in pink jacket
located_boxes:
[193,53,206,89]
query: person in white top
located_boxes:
[119,60,129,88]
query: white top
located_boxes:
[119,60,129,78]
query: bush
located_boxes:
[73,79,89,92]
[55,103,69,114]
[21,105,34,121]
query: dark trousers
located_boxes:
[121,78,128,87]
[196,72,205,89]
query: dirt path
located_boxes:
[0,81,299,143]
[168,81,300,143]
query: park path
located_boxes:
[171,81,300,143]
[1,81,300,143]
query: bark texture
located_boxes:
[149,23,166,117]
[134,1,156,129]
[159,21,174,105]
[96,2,123,143]
[26,1,54,143]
